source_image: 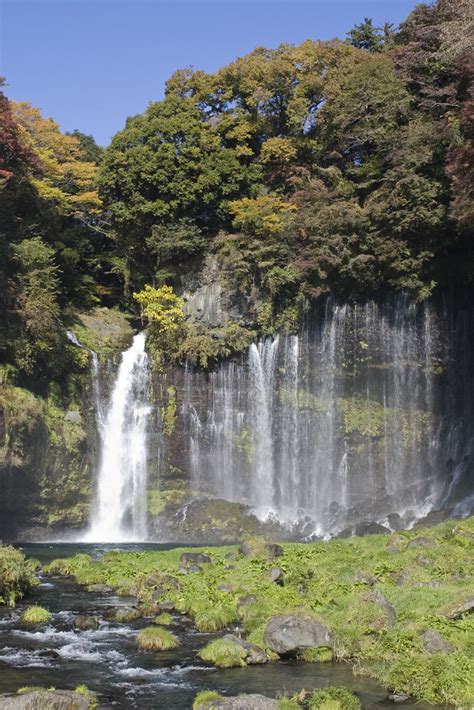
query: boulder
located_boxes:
[354,571,377,586]
[421,629,454,654]
[179,552,212,567]
[239,540,283,560]
[218,584,233,593]
[266,568,284,585]
[104,606,141,622]
[367,590,397,626]
[0,690,89,709]
[388,693,411,704]
[178,563,202,574]
[73,614,99,631]
[223,634,268,665]
[199,695,278,710]
[237,594,257,608]
[263,615,332,655]
[443,597,474,619]
[87,583,113,594]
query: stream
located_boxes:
[0,543,445,709]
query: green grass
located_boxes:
[193,690,223,709]
[45,516,474,706]
[0,546,38,607]
[136,626,179,651]
[154,611,173,625]
[198,637,248,668]
[20,605,51,624]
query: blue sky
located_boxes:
[1,0,418,145]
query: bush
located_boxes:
[136,626,179,651]
[21,605,51,624]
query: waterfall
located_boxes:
[176,296,473,534]
[85,332,151,542]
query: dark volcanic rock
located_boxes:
[263,615,332,655]
[0,690,90,709]
[223,634,269,665]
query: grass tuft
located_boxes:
[193,690,223,709]
[198,637,247,668]
[136,625,179,651]
[20,605,51,624]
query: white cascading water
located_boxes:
[85,332,151,542]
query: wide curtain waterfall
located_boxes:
[172,296,472,536]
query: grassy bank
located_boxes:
[45,518,474,706]
[0,546,38,607]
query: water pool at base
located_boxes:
[0,544,445,709]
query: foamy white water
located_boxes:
[85,332,151,542]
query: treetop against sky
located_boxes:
[1,0,417,145]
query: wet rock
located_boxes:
[353,521,391,536]
[0,690,89,709]
[365,590,397,627]
[387,513,404,531]
[421,629,454,654]
[443,597,474,619]
[266,567,284,585]
[38,649,60,659]
[104,606,141,622]
[413,511,448,528]
[263,615,332,655]
[87,583,113,594]
[74,614,99,631]
[388,692,411,703]
[199,694,278,710]
[407,536,434,549]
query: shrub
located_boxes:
[20,605,51,624]
[136,626,179,651]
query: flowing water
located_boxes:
[85,333,151,542]
[0,544,445,710]
[173,296,473,536]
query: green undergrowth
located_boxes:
[45,518,474,705]
[0,546,39,607]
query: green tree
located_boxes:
[347,18,387,52]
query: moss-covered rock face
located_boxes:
[68,307,133,358]
[46,517,474,707]
[0,381,94,539]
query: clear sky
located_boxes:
[1,0,418,146]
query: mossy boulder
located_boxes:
[199,634,268,668]
[0,690,90,709]
[74,614,99,631]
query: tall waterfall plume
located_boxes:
[86,332,151,542]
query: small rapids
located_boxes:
[0,544,447,710]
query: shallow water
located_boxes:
[0,544,443,709]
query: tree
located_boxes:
[66,129,103,164]
[347,18,386,52]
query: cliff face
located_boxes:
[1,293,473,542]
[0,377,94,540]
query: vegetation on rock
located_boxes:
[20,605,52,624]
[136,625,179,651]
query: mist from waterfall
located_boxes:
[85,332,151,542]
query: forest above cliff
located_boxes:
[0,0,472,389]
